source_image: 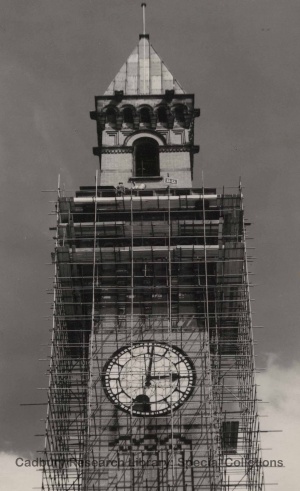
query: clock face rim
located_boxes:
[102,341,196,417]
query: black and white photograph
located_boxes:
[0,1,299,489]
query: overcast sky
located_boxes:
[0,0,300,489]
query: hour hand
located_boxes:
[149,373,179,382]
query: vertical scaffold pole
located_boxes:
[167,185,175,485]
[84,170,98,490]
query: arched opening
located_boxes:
[106,107,117,127]
[174,105,185,125]
[123,107,134,125]
[133,138,160,177]
[157,106,168,125]
[140,107,151,125]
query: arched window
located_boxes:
[174,105,185,125]
[133,138,160,177]
[123,107,134,125]
[157,106,168,124]
[106,107,117,127]
[140,107,151,125]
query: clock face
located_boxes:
[102,342,195,416]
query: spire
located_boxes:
[142,2,146,36]
[105,5,185,96]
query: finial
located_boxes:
[141,3,146,35]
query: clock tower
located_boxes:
[42,8,265,491]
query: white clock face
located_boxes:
[102,342,195,416]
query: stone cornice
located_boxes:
[93,144,199,155]
[159,145,196,153]
[93,147,133,156]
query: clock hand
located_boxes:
[149,373,180,381]
[145,343,155,388]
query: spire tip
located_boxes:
[141,3,146,35]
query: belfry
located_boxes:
[42,6,265,491]
[92,28,198,189]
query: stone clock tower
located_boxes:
[42,13,265,491]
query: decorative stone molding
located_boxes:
[124,131,166,146]
[93,147,133,155]
[92,101,194,131]
[93,144,197,155]
[159,146,188,153]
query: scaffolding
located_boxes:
[41,184,265,491]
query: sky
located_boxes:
[0,0,300,489]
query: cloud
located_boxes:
[0,452,41,491]
[257,356,300,489]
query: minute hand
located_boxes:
[145,344,155,387]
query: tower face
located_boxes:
[42,30,265,491]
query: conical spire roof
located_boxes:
[105,35,185,96]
